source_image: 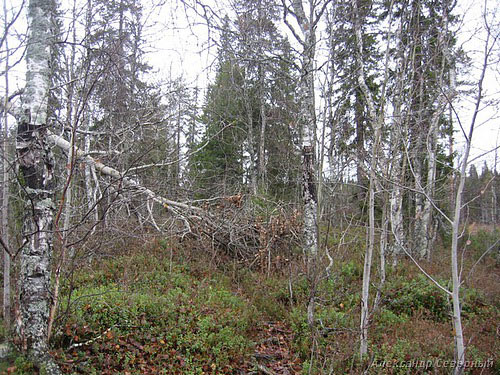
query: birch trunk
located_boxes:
[418,125,437,259]
[282,0,326,331]
[449,13,492,373]
[257,68,267,192]
[84,117,100,226]
[353,0,379,356]
[47,133,203,214]
[47,7,78,336]
[419,108,438,260]
[451,138,468,375]
[290,0,318,261]
[389,152,405,264]
[256,3,267,193]
[15,0,61,372]
[352,0,392,358]
[417,0,456,260]
[413,148,425,255]
[388,19,406,265]
[245,96,257,195]
[2,0,11,330]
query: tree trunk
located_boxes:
[2,0,11,331]
[390,152,406,264]
[419,119,437,260]
[352,0,391,358]
[451,144,467,375]
[15,0,61,372]
[290,0,318,261]
[245,97,258,195]
[449,16,490,373]
[257,69,267,192]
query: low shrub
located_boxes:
[54,255,256,374]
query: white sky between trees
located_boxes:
[3,0,499,172]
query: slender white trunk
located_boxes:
[388,19,407,265]
[1,105,10,333]
[419,123,437,259]
[352,0,379,356]
[48,133,204,214]
[374,199,388,309]
[245,98,257,195]
[84,125,99,225]
[2,0,11,331]
[258,86,267,191]
[413,156,425,254]
[390,163,405,264]
[449,18,490,374]
[389,119,406,264]
[417,46,451,259]
[352,0,393,357]
[451,155,467,375]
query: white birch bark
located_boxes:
[416,3,456,260]
[419,108,438,259]
[352,0,379,357]
[82,0,100,227]
[389,152,405,264]
[257,68,267,192]
[15,0,61,372]
[47,133,203,215]
[288,0,319,261]
[245,95,258,195]
[352,0,393,358]
[84,116,100,226]
[2,0,11,331]
[389,20,406,265]
[450,133,468,375]
[449,12,493,372]
[281,4,325,330]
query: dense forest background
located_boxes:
[0,0,499,374]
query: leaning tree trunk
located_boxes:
[15,0,61,373]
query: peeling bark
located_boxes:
[288,0,319,260]
[15,0,61,373]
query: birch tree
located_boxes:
[1,0,11,333]
[352,0,387,358]
[15,0,61,372]
[281,0,327,256]
[1,0,25,335]
[448,5,498,372]
[280,0,331,332]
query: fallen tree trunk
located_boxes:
[48,133,202,214]
[47,132,265,259]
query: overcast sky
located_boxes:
[3,0,500,170]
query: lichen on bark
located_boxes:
[15,0,61,373]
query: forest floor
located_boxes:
[0,226,499,374]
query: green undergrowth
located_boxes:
[0,352,35,375]
[286,260,498,374]
[3,229,498,375]
[52,250,258,374]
